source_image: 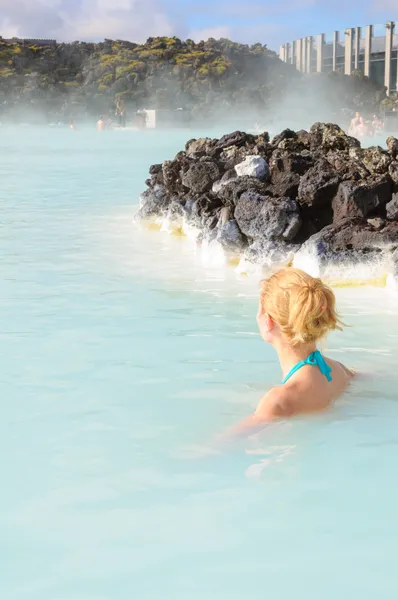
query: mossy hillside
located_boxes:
[0,36,388,122]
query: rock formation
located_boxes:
[136,123,398,282]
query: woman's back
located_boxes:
[280,353,353,415]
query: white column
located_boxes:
[306,37,313,73]
[364,25,373,77]
[354,26,361,70]
[280,44,286,62]
[292,41,297,68]
[286,43,291,64]
[296,39,302,72]
[396,40,398,93]
[385,22,394,95]
[316,33,325,72]
[332,31,339,71]
[302,38,308,73]
[345,28,354,75]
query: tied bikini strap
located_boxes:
[282,350,333,385]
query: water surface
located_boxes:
[1,128,398,600]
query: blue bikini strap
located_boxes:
[282,350,332,384]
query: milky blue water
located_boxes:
[1,127,398,600]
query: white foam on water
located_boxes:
[182,218,202,244]
[387,272,398,291]
[160,214,182,234]
[293,249,391,284]
[235,255,264,277]
[200,238,228,268]
[136,217,398,289]
[292,250,321,277]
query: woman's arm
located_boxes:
[214,387,293,448]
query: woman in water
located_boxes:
[225,268,354,440]
[349,111,364,137]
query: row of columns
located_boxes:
[280,22,397,95]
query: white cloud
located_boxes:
[3,0,396,50]
[188,26,233,42]
[0,0,178,42]
[190,0,317,19]
[189,22,295,49]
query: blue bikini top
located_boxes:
[282,350,332,385]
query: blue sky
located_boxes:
[0,0,397,51]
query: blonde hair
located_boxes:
[260,268,344,346]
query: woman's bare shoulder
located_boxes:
[326,357,356,379]
[255,386,296,420]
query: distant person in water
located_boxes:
[69,119,77,131]
[372,114,384,133]
[349,111,365,138]
[115,97,126,128]
[223,268,354,441]
[97,116,105,131]
[349,112,364,136]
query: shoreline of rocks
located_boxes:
[135,123,398,287]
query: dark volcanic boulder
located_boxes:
[301,217,398,252]
[163,159,183,193]
[216,219,246,252]
[136,184,169,219]
[296,129,311,148]
[387,193,398,221]
[212,169,237,194]
[309,122,360,152]
[185,137,218,157]
[182,161,220,194]
[147,163,164,187]
[270,149,314,180]
[386,137,398,159]
[277,138,307,153]
[218,176,272,206]
[294,217,398,275]
[296,160,340,238]
[187,195,223,227]
[268,172,300,199]
[389,161,398,184]
[298,159,340,207]
[361,146,391,175]
[332,176,392,223]
[270,129,297,148]
[220,146,248,170]
[215,131,248,150]
[149,163,162,175]
[234,191,301,242]
[327,151,370,180]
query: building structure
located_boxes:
[279,22,398,95]
[0,36,57,46]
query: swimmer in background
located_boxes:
[349,111,364,137]
[69,119,77,131]
[220,268,354,443]
[115,97,126,128]
[97,115,105,131]
[372,114,385,134]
